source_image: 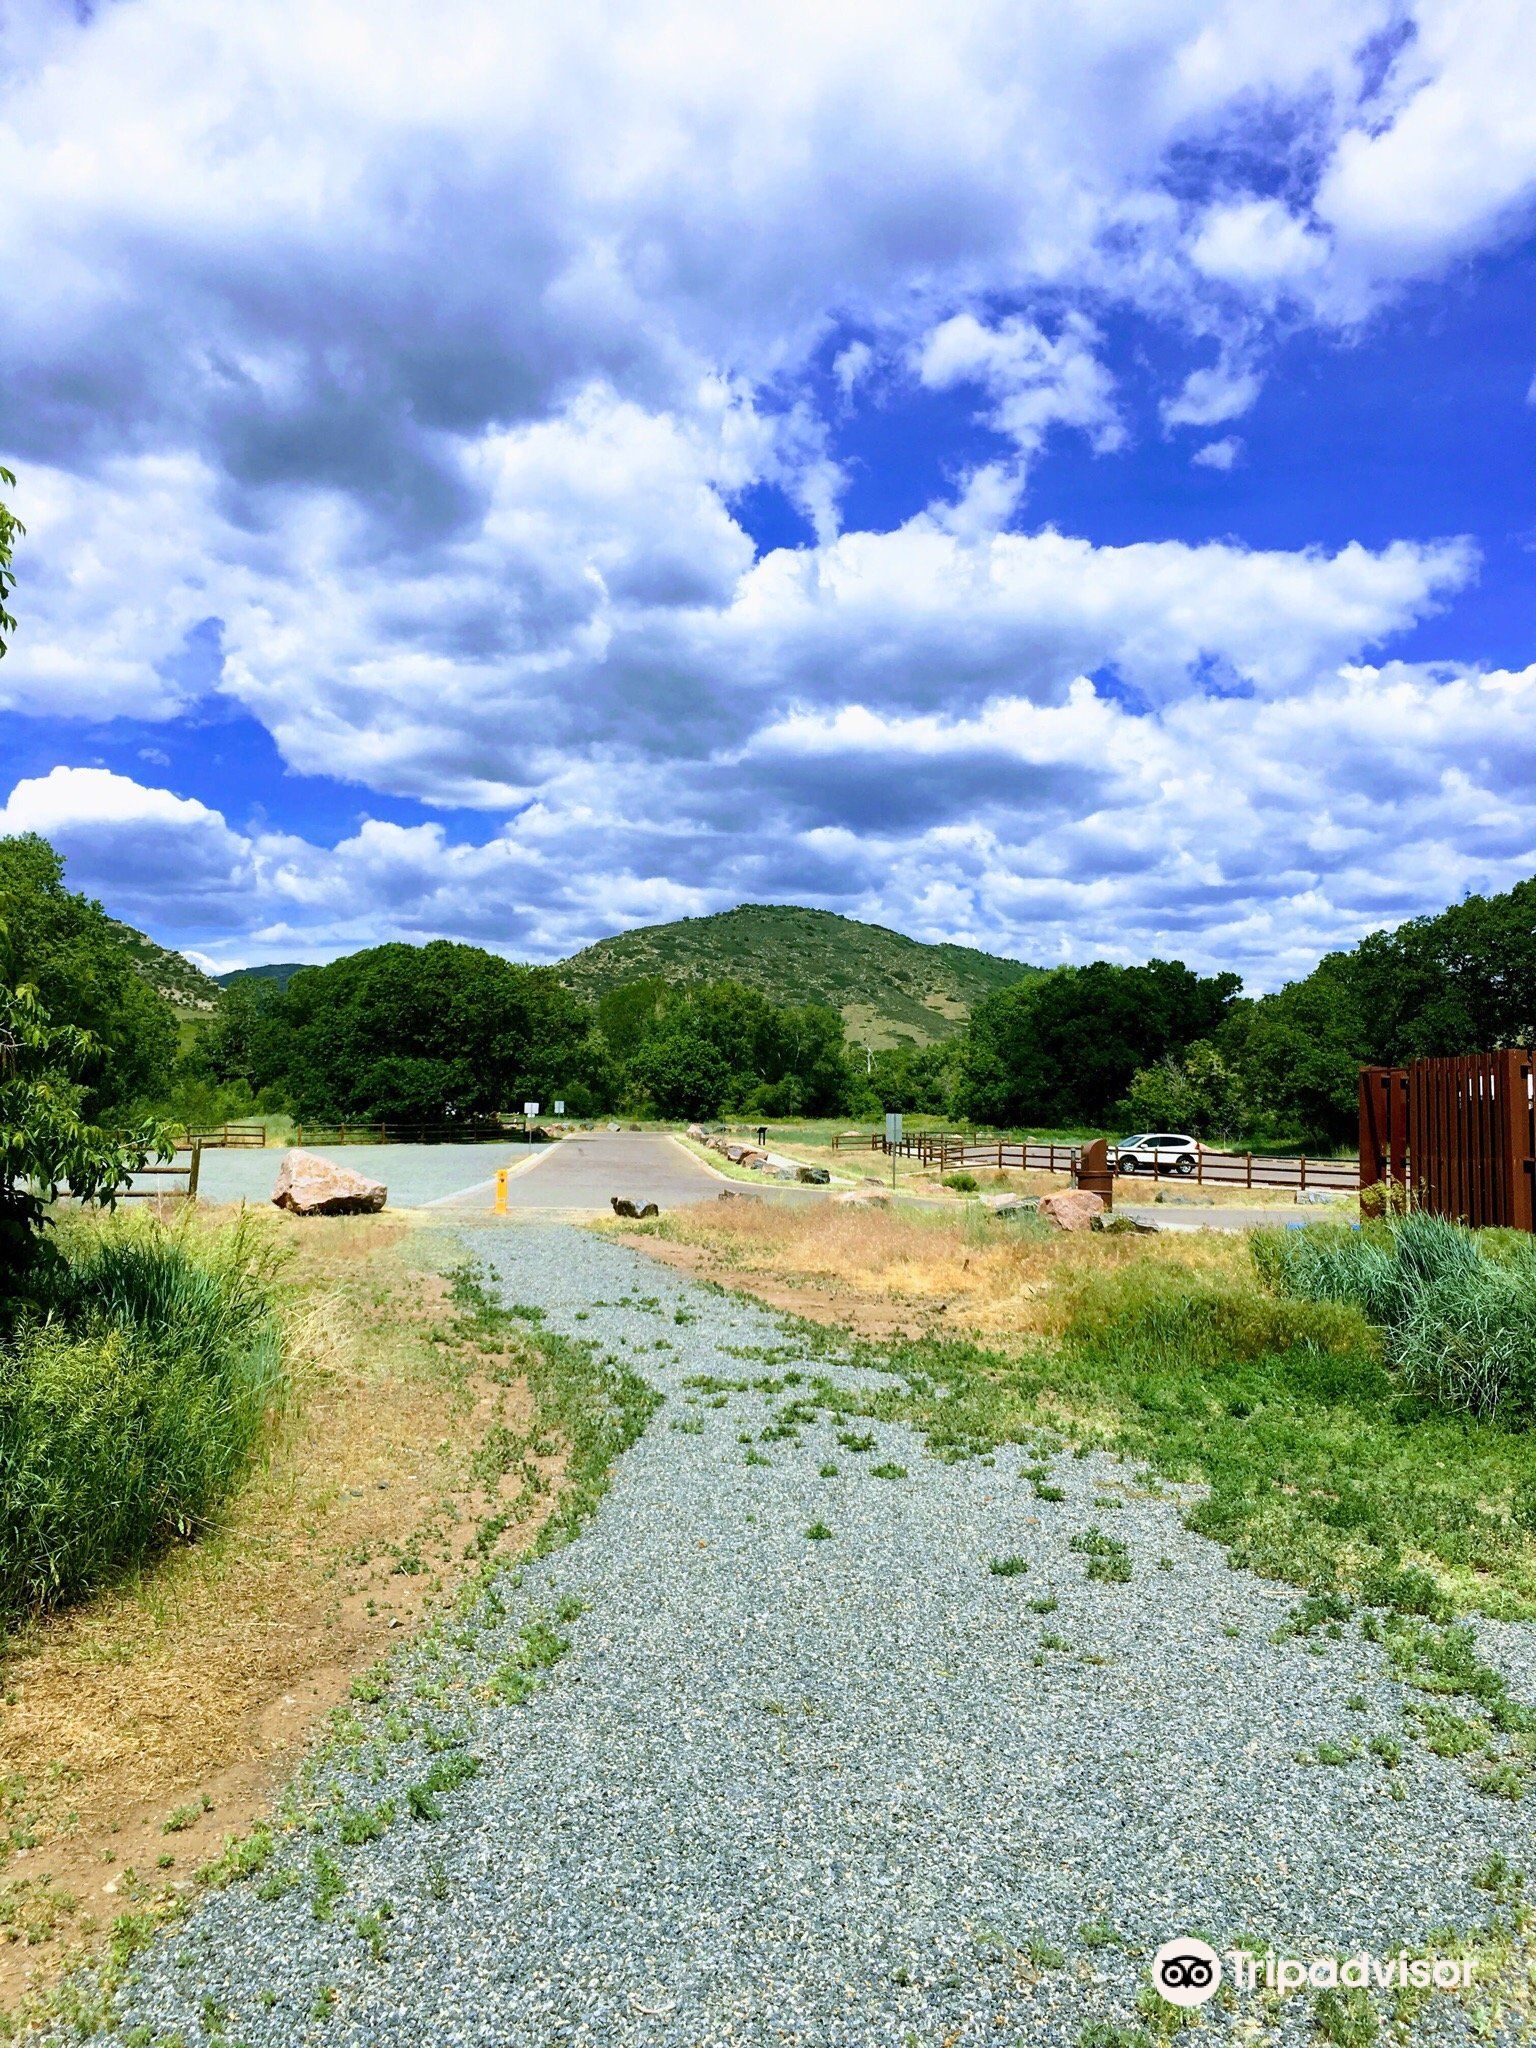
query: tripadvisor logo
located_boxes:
[1151,1937,1222,2007]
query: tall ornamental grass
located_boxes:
[1256,1212,1536,1420]
[0,1212,286,1624]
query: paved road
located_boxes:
[498,1130,730,1211]
[126,1141,541,1211]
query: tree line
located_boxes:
[6,827,1536,1150]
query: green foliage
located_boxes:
[958,958,1239,1126]
[560,902,1035,1050]
[0,463,22,655]
[0,977,171,1293]
[1257,1215,1536,1419]
[628,1018,734,1120]
[226,940,601,1124]
[0,1212,284,1623]
[1120,1038,1252,1142]
[0,834,177,1115]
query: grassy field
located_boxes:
[622,1199,1536,1628]
[0,1209,644,2021]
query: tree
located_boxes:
[628,1022,732,1120]
[244,941,599,1123]
[0,835,177,1115]
[1120,1040,1253,1142]
[0,463,21,656]
[957,959,1240,1128]
[0,976,170,1297]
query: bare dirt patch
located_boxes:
[0,1210,561,2013]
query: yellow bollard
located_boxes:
[494,1167,509,1215]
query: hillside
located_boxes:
[106,918,222,1014]
[558,904,1036,1047]
[214,962,309,993]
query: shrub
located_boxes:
[1395,1265,1536,1419]
[1257,1212,1536,1420]
[0,1212,285,1622]
[943,1171,979,1193]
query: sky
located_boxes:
[0,0,1533,990]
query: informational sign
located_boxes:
[554,1100,565,1116]
[884,1112,902,1147]
[524,1101,540,1118]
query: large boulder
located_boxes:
[833,1187,891,1206]
[272,1149,386,1217]
[796,1165,831,1185]
[1038,1189,1104,1232]
[610,1196,659,1219]
[686,1124,707,1143]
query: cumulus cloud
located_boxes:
[16,656,1536,991]
[3,0,1535,986]
[1161,359,1262,430]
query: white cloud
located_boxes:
[1161,359,1261,430]
[917,312,1124,484]
[18,656,1536,991]
[1190,198,1332,294]
[3,0,1534,992]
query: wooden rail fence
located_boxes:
[832,1130,1359,1191]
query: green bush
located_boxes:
[1257,1212,1536,1420]
[943,1171,978,1193]
[0,1213,285,1623]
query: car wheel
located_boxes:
[1174,1156,1195,1177]
[1118,1157,1138,1175]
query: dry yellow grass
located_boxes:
[627,1194,1247,1344]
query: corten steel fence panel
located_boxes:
[1365,1050,1536,1229]
[1438,1047,1535,1229]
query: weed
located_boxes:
[870,1462,907,1479]
[310,1847,344,1922]
[1070,1526,1132,1583]
[160,1796,212,1835]
[805,1521,834,1541]
[1028,1594,1058,1614]
[989,1555,1029,1577]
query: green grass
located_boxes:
[1256,1213,1536,1419]
[721,1242,1536,1620]
[0,1212,286,1627]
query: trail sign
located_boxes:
[523,1101,539,1118]
[884,1112,902,1147]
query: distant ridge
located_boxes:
[558,903,1036,1048]
[214,962,310,993]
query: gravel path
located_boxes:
[93,1225,1533,2047]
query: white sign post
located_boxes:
[884,1111,902,1190]
[554,1100,565,1117]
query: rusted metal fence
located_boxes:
[1359,1050,1536,1228]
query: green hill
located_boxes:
[106,918,222,1014]
[214,962,309,993]
[558,904,1036,1048]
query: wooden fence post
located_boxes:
[187,1139,202,1202]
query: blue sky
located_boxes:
[1,0,1533,988]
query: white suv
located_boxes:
[1115,1132,1199,1177]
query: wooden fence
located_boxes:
[175,1122,266,1149]
[109,1140,202,1203]
[832,1129,1359,1192]
[1360,1051,1536,1228]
